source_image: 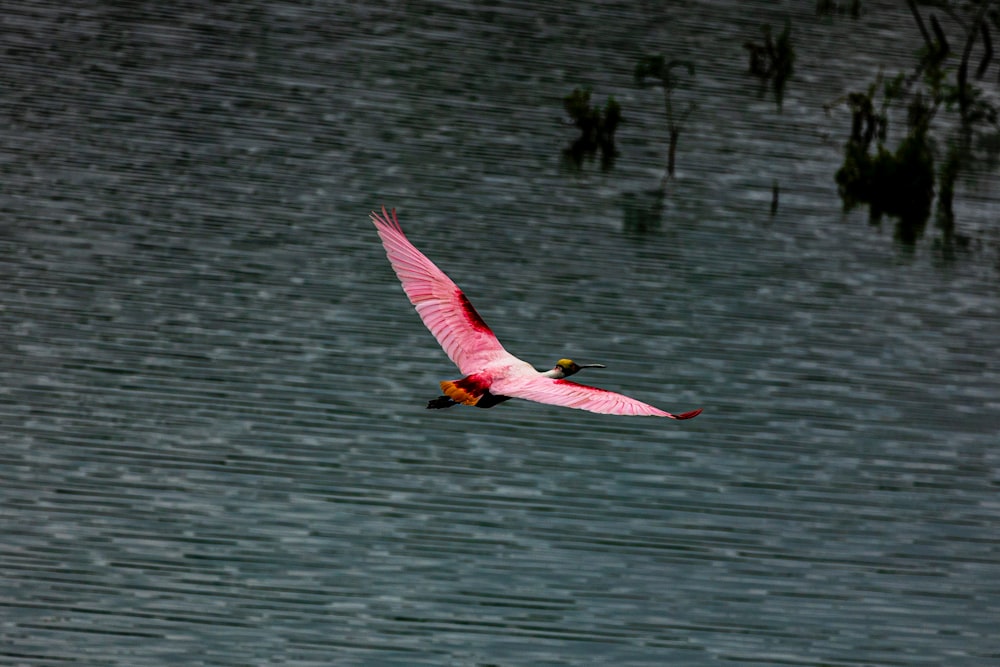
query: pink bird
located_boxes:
[370,207,702,419]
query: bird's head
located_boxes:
[554,358,606,378]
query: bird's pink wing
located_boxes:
[493,375,702,419]
[371,207,515,375]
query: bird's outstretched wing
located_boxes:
[371,207,517,375]
[493,375,702,419]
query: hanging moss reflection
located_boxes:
[834,1,1000,247]
[834,77,935,244]
[562,87,621,170]
[634,55,696,182]
[744,21,795,109]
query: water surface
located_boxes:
[2,1,998,665]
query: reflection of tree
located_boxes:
[743,22,795,110]
[834,74,936,244]
[562,87,621,171]
[634,55,696,184]
[816,0,861,18]
[834,0,1000,248]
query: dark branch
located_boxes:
[907,0,933,49]
[957,0,994,118]
[930,13,950,57]
[976,20,992,79]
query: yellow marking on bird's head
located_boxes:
[553,359,605,378]
[554,359,582,378]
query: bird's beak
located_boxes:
[579,363,606,369]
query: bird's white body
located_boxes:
[371,207,701,419]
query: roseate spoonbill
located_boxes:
[370,207,702,419]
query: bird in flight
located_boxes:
[370,207,702,419]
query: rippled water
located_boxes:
[2,1,999,665]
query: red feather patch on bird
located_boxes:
[554,379,609,392]
[457,290,492,334]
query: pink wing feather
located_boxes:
[371,207,516,375]
[372,206,702,420]
[494,376,702,419]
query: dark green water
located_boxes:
[2,1,998,665]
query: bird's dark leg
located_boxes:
[427,396,458,409]
[473,390,511,409]
[427,390,511,410]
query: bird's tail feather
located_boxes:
[439,377,487,405]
